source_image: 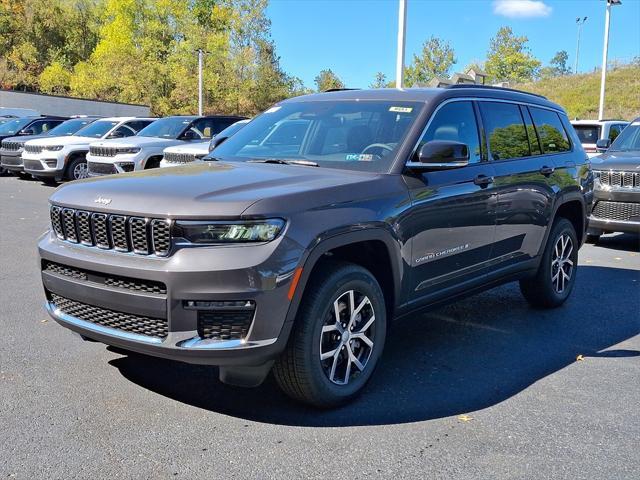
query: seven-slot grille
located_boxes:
[87,161,117,175]
[595,170,640,189]
[164,152,199,164]
[89,146,118,157]
[592,201,640,222]
[50,205,172,256]
[1,141,23,152]
[24,144,44,154]
[50,293,168,339]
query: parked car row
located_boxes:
[0,114,247,182]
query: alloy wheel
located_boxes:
[551,233,574,293]
[73,162,88,180]
[319,289,376,385]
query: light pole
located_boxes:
[598,0,621,120]
[197,49,204,116]
[395,0,407,88]
[574,16,587,74]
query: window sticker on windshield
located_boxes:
[265,106,281,114]
[632,121,640,126]
[346,153,374,161]
[389,106,413,113]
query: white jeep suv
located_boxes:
[23,117,155,182]
[571,119,629,158]
[87,115,244,176]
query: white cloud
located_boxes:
[493,0,552,18]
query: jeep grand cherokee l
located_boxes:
[39,87,591,407]
[588,117,640,241]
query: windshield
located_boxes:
[211,101,422,172]
[0,118,31,135]
[46,118,96,136]
[573,125,600,144]
[75,120,119,138]
[137,117,194,139]
[609,121,640,152]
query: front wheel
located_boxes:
[274,261,387,408]
[66,157,88,181]
[520,218,578,308]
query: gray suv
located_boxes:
[39,87,592,407]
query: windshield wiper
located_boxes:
[248,158,319,167]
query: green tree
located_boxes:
[370,72,388,88]
[540,50,571,79]
[485,26,541,83]
[405,36,456,86]
[314,69,344,92]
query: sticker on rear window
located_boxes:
[265,106,281,114]
[389,106,413,113]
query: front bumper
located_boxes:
[588,187,640,235]
[87,153,140,176]
[23,155,63,178]
[0,152,24,172]
[38,230,302,369]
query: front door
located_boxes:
[403,100,497,302]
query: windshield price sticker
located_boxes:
[265,106,282,114]
[389,106,413,113]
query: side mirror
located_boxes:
[20,128,35,136]
[181,130,199,140]
[208,135,229,152]
[108,130,125,139]
[596,138,611,152]
[408,140,469,170]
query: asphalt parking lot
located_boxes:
[1,174,638,480]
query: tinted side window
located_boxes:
[126,120,154,133]
[479,102,530,160]
[521,106,541,155]
[419,101,482,163]
[529,107,570,153]
[109,125,136,138]
[608,124,625,142]
[27,120,62,135]
[191,118,229,138]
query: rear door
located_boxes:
[483,102,566,267]
[404,100,498,300]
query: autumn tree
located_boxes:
[485,26,541,83]
[405,36,456,86]
[314,69,344,92]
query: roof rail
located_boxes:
[323,88,360,92]
[444,84,547,100]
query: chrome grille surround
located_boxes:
[24,144,44,154]
[1,141,24,152]
[89,146,118,157]
[594,170,640,189]
[49,205,173,256]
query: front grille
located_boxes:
[87,161,117,175]
[1,142,24,152]
[50,293,168,339]
[23,159,44,171]
[164,152,199,164]
[596,170,640,189]
[197,308,255,341]
[592,201,640,222]
[43,260,167,295]
[50,205,173,256]
[24,144,44,154]
[89,146,118,157]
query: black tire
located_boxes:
[65,156,88,181]
[273,261,387,408]
[520,218,578,309]
[41,177,58,186]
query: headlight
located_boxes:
[174,219,285,244]
[45,145,64,151]
[117,147,141,154]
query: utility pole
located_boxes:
[395,0,407,88]
[598,0,621,120]
[574,17,587,74]
[197,49,204,116]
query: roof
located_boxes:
[95,117,156,122]
[571,119,630,125]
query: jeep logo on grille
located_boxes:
[94,196,112,206]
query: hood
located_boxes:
[1,133,48,145]
[90,136,184,149]
[26,135,99,147]
[591,150,640,171]
[49,161,394,218]
[163,142,210,155]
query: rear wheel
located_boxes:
[520,218,578,308]
[274,261,387,408]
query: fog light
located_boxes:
[45,160,57,168]
[119,162,135,172]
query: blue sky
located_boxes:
[267,0,640,88]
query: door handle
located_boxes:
[539,166,555,176]
[473,175,494,187]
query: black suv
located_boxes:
[588,118,640,241]
[39,87,591,407]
